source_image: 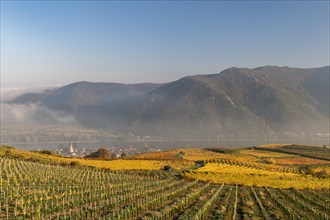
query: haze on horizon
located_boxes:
[1,1,329,88]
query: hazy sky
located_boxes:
[1,1,329,86]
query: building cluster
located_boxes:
[55,142,161,158]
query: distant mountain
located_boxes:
[9,66,329,139]
[10,81,164,112]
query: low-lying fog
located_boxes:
[1,85,329,151]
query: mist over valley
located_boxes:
[2,65,329,149]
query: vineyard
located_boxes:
[1,156,330,220]
[0,147,194,170]
[182,163,330,189]
[255,144,330,161]
[1,145,330,219]
[131,148,234,161]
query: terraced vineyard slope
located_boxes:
[1,145,329,219]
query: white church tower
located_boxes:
[69,142,74,153]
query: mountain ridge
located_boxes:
[8,65,330,138]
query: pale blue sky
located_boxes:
[1,1,329,86]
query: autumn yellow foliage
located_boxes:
[256,144,292,148]
[274,157,330,165]
[183,163,330,190]
[239,149,294,158]
[0,146,194,170]
[132,148,230,161]
[74,159,194,170]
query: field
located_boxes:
[239,149,296,158]
[1,145,330,219]
[240,148,330,166]
[182,163,330,189]
[273,157,330,165]
[256,144,330,161]
[131,148,233,161]
[1,156,330,220]
[0,147,194,170]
